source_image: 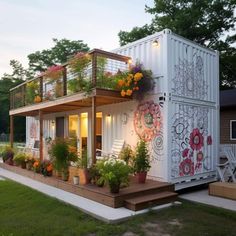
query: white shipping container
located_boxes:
[26,29,219,189]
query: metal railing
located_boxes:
[10,49,131,110]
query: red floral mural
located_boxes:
[189,128,204,151]
[179,158,194,176]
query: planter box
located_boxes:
[209,182,236,200]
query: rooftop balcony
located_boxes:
[9,49,132,116]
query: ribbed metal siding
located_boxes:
[114,33,164,78]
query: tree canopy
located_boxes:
[118,0,236,89]
[28,38,89,72]
[0,38,89,141]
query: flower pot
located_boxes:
[26,162,33,170]
[109,182,120,194]
[62,171,69,181]
[136,171,147,183]
[78,169,89,185]
[73,176,79,185]
[21,162,26,169]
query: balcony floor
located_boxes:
[10,88,131,116]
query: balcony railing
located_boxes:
[10,49,131,110]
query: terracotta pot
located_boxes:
[136,171,147,183]
[21,162,26,169]
[78,169,89,185]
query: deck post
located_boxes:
[39,110,43,161]
[63,66,67,96]
[10,115,14,148]
[39,77,43,101]
[91,52,97,164]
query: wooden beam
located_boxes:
[10,115,14,148]
[91,97,96,164]
[39,110,43,161]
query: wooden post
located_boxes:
[63,66,67,96]
[39,77,43,101]
[91,52,97,87]
[91,97,97,164]
[10,115,14,148]
[39,110,43,161]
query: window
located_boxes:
[230,120,236,140]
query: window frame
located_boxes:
[230,120,236,140]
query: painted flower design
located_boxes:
[189,128,204,151]
[134,100,162,142]
[207,135,212,145]
[182,148,190,158]
[179,158,194,176]
[197,151,204,162]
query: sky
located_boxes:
[0,0,154,77]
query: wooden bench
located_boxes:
[209,182,236,200]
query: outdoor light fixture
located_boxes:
[152,40,159,47]
[128,59,132,64]
[51,120,55,129]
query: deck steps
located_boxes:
[124,191,178,211]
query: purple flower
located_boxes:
[132,64,142,73]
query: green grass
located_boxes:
[1,180,236,236]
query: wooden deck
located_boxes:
[0,163,177,210]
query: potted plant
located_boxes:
[89,164,104,187]
[32,159,41,173]
[13,152,27,169]
[133,139,151,183]
[97,158,131,193]
[77,150,89,185]
[40,160,53,177]
[2,146,14,165]
[119,144,134,165]
[49,138,77,181]
[25,154,35,170]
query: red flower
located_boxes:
[182,148,190,158]
[197,151,204,162]
[179,158,194,176]
[189,128,204,151]
[207,135,212,145]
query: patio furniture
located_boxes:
[217,147,236,182]
[96,139,125,160]
[17,140,39,158]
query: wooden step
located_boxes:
[124,191,178,211]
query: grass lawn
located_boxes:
[1,180,236,236]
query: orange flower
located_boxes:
[117,79,124,87]
[33,161,39,168]
[134,72,143,81]
[135,86,139,90]
[121,90,126,97]
[126,89,133,96]
[46,164,53,172]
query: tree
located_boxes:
[28,38,89,72]
[118,0,236,89]
[0,60,27,141]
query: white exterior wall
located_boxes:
[25,29,219,188]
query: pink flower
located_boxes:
[46,65,64,73]
[189,128,204,151]
[182,148,190,158]
[207,135,212,145]
[197,151,204,162]
[179,158,194,176]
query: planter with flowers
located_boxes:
[13,152,27,169]
[49,138,78,181]
[97,158,131,193]
[33,159,41,173]
[40,160,53,177]
[117,63,154,100]
[43,65,65,98]
[68,52,92,94]
[133,139,151,183]
[25,154,35,170]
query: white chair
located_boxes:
[17,140,39,158]
[217,147,236,182]
[96,139,125,160]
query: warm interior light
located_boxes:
[152,40,159,47]
[128,59,132,64]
